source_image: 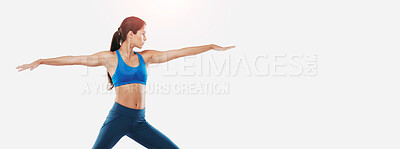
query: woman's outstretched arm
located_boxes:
[16,51,110,72]
[144,44,235,64]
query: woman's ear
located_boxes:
[126,31,131,38]
[130,32,134,37]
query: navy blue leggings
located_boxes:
[92,101,179,149]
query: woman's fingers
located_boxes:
[16,64,26,71]
[17,63,33,72]
[224,46,236,50]
[214,45,236,51]
[17,59,42,72]
[213,46,224,51]
[19,65,30,72]
[16,64,27,69]
[17,66,28,72]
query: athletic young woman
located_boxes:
[16,16,235,149]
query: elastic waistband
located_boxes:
[110,101,145,117]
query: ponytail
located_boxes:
[106,30,122,90]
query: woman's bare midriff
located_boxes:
[114,83,146,109]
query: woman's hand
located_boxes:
[16,59,43,72]
[211,44,236,51]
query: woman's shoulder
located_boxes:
[138,49,156,57]
[139,49,161,57]
[138,50,158,64]
[94,50,117,60]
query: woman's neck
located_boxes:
[120,41,135,58]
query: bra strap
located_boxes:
[134,51,145,65]
[115,50,123,66]
[116,49,121,58]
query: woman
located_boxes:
[16,16,235,149]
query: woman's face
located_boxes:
[128,25,147,49]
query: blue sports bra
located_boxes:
[111,49,147,87]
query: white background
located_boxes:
[1,0,399,148]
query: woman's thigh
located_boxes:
[92,112,130,149]
[127,121,179,149]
